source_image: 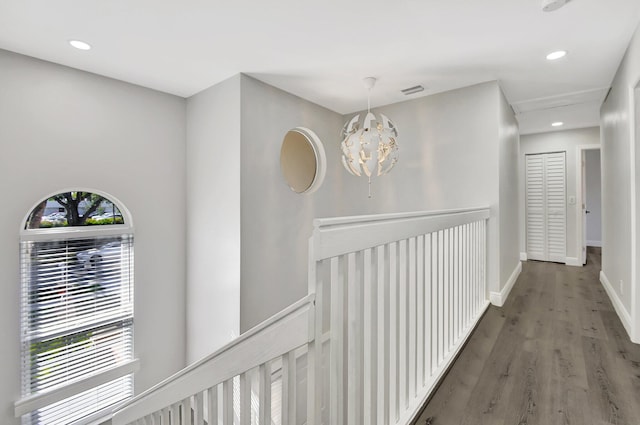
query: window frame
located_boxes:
[15,189,138,425]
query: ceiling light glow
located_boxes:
[552,121,564,127]
[69,40,91,50]
[546,50,567,60]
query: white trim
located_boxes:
[631,82,639,345]
[600,271,635,342]
[15,359,140,417]
[314,206,490,228]
[565,257,582,267]
[20,188,134,236]
[288,127,326,195]
[586,240,602,247]
[520,252,527,261]
[312,207,490,261]
[21,224,132,241]
[490,261,522,307]
[575,145,600,267]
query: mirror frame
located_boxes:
[280,127,327,194]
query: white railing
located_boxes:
[309,207,490,425]
[112,295,315,425]
[112,207,490,425]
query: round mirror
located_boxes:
[280,127,326,194]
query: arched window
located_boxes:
[16,191,136,425]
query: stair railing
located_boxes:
[112,207,491,425]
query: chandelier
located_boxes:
[341,77,399,198]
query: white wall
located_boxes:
[585,149,602,246]
[239,75,345,332]
[186,76,241,362]
[519,127,600,264]
[601,21,640,341]
[239,78,517,330]
[498,87,521,292]
[0,50,187,424]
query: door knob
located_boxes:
[586,210,591,214]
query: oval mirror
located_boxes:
[280,127,326,194]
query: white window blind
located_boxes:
[20,234,134,425]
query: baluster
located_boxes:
[160,408,170,425]
[169,403,179,425]
[181,398,191,425]
[259,363,271,425]
[437,230,444,366]
[389,241,398,424]
[431,232,438,375]
[376,245,388,425]
[222,379,233,425]
[424,233,432,379]
[330,256,345,425]
[398,239,407,411]
[473,221,478,315]
[282,350,297,425]
[451,226,460,347]
[458,225,463,337]
[307,254,323,425]
[193,392,204,425]
[240,371,251,425]
[208,385,218,425]
[444,228,450,356]
[363,247,376,425]
[482,220,487,301]
[347,251,363,425]
[416,235,424,389]
[464,224,469,329]
[408,237,417,400]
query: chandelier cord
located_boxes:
[367,87,371,114]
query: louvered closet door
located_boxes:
[526,152,566,262]
[526,155,546,260]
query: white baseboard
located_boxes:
[600,271,633,340]
[490,261,522,307]
[520,252,527,261]
[587,240,602,247]
[565,257,582,267]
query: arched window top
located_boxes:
[24,190,130,230]
[18,190,135,423]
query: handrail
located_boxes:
[313,206,491,229]
[311,206,490,261]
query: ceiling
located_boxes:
[1,0,639,135]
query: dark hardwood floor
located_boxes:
[416,247,640,425]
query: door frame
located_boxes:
[575,144,601,266]
[525,151,567,263]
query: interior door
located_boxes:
[581,152,587,265]
[526,155,546,260]
[526,152,567,262]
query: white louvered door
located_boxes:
[526,152,566,263]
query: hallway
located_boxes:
[417,248,640,425]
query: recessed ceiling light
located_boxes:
[546,50,567,60]
[69,40,91,51]
[552,121,564,127]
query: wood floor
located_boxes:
[415,247,640,425]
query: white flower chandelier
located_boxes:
[341,77,399,198]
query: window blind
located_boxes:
[20,234,134,425]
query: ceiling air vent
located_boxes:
[401,85,425,95]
